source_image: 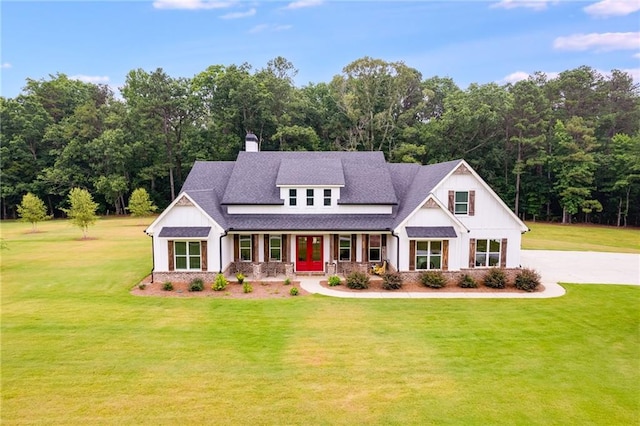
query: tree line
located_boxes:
[1,56,639,226]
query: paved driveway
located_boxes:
[521,250,640,285]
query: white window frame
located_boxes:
[269,235,282,262]
[306,188,314,206]
[289,189,297,206]
[415,240,443,270]
[368,234,382,262]
[339,235,351,262]
[323,189,332,206]
[454,191,469,215]
[475,239,501,267]
[174,241,202,270]
[239,235,252,262]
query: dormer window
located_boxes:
[324,189,331,206]
[306,189,314,206]
[289,189,297,206]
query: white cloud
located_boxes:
[1,62,12,69]
[70,75,110,84]
[499,70,560,84]
[284,0,323,10]
[584,0,640,17]
[553,32,640,51]
[634,52,640,58]
[220,8,255,19]
[249,23,292,34]
[153,0,233,10]
[490,0,555,11]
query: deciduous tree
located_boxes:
[17,193,50,231]
[62,188,99,239]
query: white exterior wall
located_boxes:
[150,204,223,273]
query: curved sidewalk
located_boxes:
[298,250,639,299]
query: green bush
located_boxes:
[242,281,253,293]
[346,271,369,290]
[420,271,447,289]
[212,273,228,291]
[235,272,245,284]
[289,287,299,296]
[458,274,477,288]
[284,277,292,285]
[189,278,204,292]
[484,268,508,289]
[138,283,147,290]
[162,282,174,291]
[382,271,403,290]
[328,275,342,286]
[515,268,541,292]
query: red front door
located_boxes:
[296,236,324,272]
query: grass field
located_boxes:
[1,218,639,424]
[523,222,640,253]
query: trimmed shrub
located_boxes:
[328,275,342,286]
[420,271,447,289]
[382,271,403,290]
[162,282,174,291]
[212,273,228,291]
[515,268,541,292]
[458,274,477,288]
[484,268,508,289]
[235,272,245,284]
[138,283,147,290]
[189,278,204,292]
[242,281,253,293]
[346,271,370,290]
[289,287,299,296]
[284,277,292,286]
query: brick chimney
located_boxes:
[245,132,259,152]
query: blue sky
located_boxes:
[1,0,639,98]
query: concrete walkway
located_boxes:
[298,250,639,299]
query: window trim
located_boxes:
[239,235,252,262]
[339,234,351,262]
[174,240,202,271]
[415,240,443,270]
[269,234,282,262]
[323,189,331,206]
[289,189,297,206]
[368,234,382,262]
[454,191,469,215]
[475,238,501,268]
[306,188,314,206]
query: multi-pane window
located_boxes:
[475,239,501,267]
[369,234,381,262]
[306,189,314,206]
[454,191,469,215]
[269,235,282,261]
[416,241,442,270]
[289,189,297,206]
[174,241,201,270]
[324,189,331,206]
[239,235,252,261]
[339,235,351,261]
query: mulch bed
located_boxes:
[131,275,309,299]
[319,278,544,294]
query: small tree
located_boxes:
[62,188,99,239]
[127,188,157,217]
[17,192,50,232]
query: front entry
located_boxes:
[296,235,324,272]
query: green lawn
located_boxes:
[2,218,639,424]
[523,222,640,253]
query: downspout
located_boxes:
[389,229,400,271]
[146,231,155,283]
[219,229,229,273]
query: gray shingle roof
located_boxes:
[159,226,211,238]
[406,226,457,238]
[179,152,463,232]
